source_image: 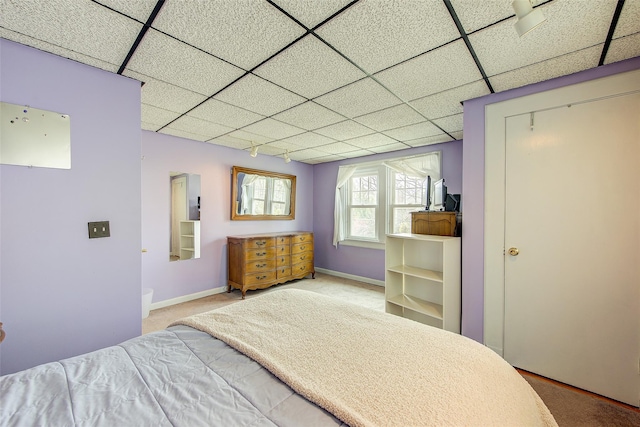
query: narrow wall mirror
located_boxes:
[0,101,71,169]
[231,166,296,220]
[170,172,201,261]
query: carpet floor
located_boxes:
[143,272,640,426]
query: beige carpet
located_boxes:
[143,273,640,426]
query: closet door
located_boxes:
[503,93,640,405]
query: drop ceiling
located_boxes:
[1,0,638,164]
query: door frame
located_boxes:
[483,68,640,356]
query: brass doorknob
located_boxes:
[508,247,519,256]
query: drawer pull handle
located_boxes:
[256,275,267,280]
[300,245,306,250]
[256,241,265,246]
[299,266,306,271]
[256,263,267,268]
[299,256,306,261]
[256,252,266,256]
[300,237,305,241]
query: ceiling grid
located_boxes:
[0,0,638,163]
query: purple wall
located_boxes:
[0,40,142,374]
[312,141,462,282]
[141,132,314,303]
[461,55,640,342]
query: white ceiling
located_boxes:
[1,0,639,164]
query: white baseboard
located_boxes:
[150,285,227,311]
[315,267,385,287]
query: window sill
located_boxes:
[338,239,385,250]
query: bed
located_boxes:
[0,289,557,427]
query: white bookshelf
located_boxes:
[179,220,200,260]
[385,233,461,332]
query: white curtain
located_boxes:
[382,151,441,180]
[240,174,260,214]
[332,165,357,247]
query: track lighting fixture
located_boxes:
[512,0,546,37]
[284,150,291,163]
[250,142,258,158]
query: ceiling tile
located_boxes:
[345,133,398,149]
[314,78,401,118]
[97,0,158,22]
[368,142,412,154]
[288,148,332,161]
[470,1,616,77]
[255,144,288,157]
[0,0,141,66]
[242,118,306,140]
[355,104,425,132]
[141,104,182,129]
[272,0,354,28]
[277,132,336,148]
[614,0,640,38]
[315,142,362,154]
[409,80,490,119]
[315,0,460,73]
[314,120,375,140]
[272,101,345,130]
[214,74,306,116]
[605,33,640,66]
[490,45,601,92]
[266,140,306,151]
[165,115,234,140]
[152,0,306,70]
[225,129,274,145]
[254,34,366,99]
[159,127,209,142]
[375,40,483,101]
[0,29,120,73]
[208,134,253,150]
[405,133,455,147]
[451,131,463,140]
[126,29,244,96]
[123,70,207,113]
[188,99,264,129]
[142,122,158,131]
[432,114,463,133]
[383,121,442,142]
[306,154,347,164]
[449,0,545,34]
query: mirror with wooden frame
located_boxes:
[231,166,296,220]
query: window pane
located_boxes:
[393,207,416,234]
[394,173,423,206]
[350,207,376,238]
[352,175,377,206]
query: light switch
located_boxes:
[88,221,110,238]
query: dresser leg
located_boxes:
[312,271,315,279]
[241,290,246,300]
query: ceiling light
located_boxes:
[250,142,258,158]
[512,0,546,37]
[284,150,291,163]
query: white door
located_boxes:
[503,93,640,405]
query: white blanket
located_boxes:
[173,289,557,427]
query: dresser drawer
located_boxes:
[292,252,312,264]
[244,271,276,286]
[246,247,275,261]
[244,237,275,250]
[291,242,312,255]
[291,261,314,276]
[245,258,275,273]
[276,267,291,278]
[276,236,291,246]
[276,244,290,255]
[291,234,313,245]
[276,254,290,267]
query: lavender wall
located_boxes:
[0,40,142,374]
[312,141,462,282]
[461,55,640,342]
[141,131,313,303]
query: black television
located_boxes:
[433,178,447,211]
[424,176,431,211]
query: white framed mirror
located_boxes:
[170,172,201,261]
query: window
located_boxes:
[334,152,441,248]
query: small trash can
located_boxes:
[142,288,154,319]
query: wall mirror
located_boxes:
[170,172,201,261]
[0,101,71,169]
[231,166,296,220]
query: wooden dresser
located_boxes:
[227,232,314,298]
